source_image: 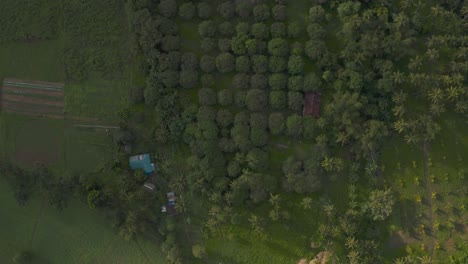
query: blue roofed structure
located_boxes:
[129,154,155,174]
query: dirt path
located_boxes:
[422,141,435,257]
[2,94,64,107]
[30,197,47,247]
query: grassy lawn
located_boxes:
[0,178,165,263]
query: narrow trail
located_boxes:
[30,197,47,247]
[422,141,435,258]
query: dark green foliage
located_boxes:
[268,38,289,57]
[269,73,288,90]
[217,1,235,19]
[270,91,287,110]
[159,51,180,71]
[231,124,252,152]
[231,34,249,55]
[287,22,302,38]
[253,4,270,22]
[272,5,287,21]
[198,20,217,38]
[235,1,251,18]
[288,55,304,75]
[233,73,250,90]
[161,35,181,51]
[305,40,327,61]
[179,70,198,89]
[250,112,268,130]
[302,116,316,139]
[282,154,321,193]
[269,56,287,73]
[251,55,268,74]
[247,148,269,171]
[201,74,215,87]
[219,137,237,153]
[181,53,198,71]
[218,38,232,52]
[217,109,233,128]
[218,89,233,106]
[198,121,218,140]
[268,113,285,135]
[236,56,251,73]
[270,23,287,38]
[198,88,217,106]
[250,128,268,147]
[218,21,235,37]
[235,90,247,108]
[234,111,250,126]
[129,86,145,104]
[161,70,180,88]
[227,161,241,178]
[200,38,216,52]
[364,189,394,221]
[157,17,178,35]
[251,23,270,40]
[197,106,216,122]
[303,73,322,92]
[159,0,177,18]
[216,52,235,73]
[288,76,304,91]
[308,5,326,23]
[236,22,250,35]
[197,2,212,19]
[246,89,268,111]
[307,23,326,39]
[200,55,216,73]
[178,2,195,20]
[288,91,303,112]
[286,114,303,138]
[250,74,268,90]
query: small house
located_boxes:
[129,154,155,174]
[303,93,321,118]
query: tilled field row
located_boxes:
[1,100,64,116]
[3,78,64,90]
[2,94,64,107]
[2,85,64,97]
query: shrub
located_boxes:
[253,4,270,22]
[305,40,326,61]
[288,76,304,91]
[159,51,180,71]
[218,89,233,106]
[272,5,287,21]
[200,55,216,73]
[251,55,268,73]
[236,1,252,18]
[200,38,216,52]
[247,148,269,171]
[217,109,233,128]
[268,38,289,57]
[269,73,288,90]
[192,244,206,259]
[269,113,285,135]
[250,74,268,90]
[235,90,247,108]
[181,53,198,71]
[161,36,180,51]
[303,73,322,92]
[201,74,215,87]
[236,56,250,73]
[236,22,250,35]
[250,128,268,147]
[161,70,179,88]
[179,70,198,89]
[309,5,326,23]
[197,2,213,19]
[288,22,302,38]
[250,112,268,130]
[288,55,304,75]
[286,114,303,138]
[231,34,249,55]
[198,106,216,122]
[251,23,269,40]
[233,73,250,90]
[218,38,232,52]
[270,91,287,110]
[218,21,234,37]
[270,22,287,38]
[216,52,235,73]
[199,88,217,105]
[246,89,268,111]
[307,23,325,39]
[288,91,303,112]
[218,1,235,19]
[159,0,177,18]
[179,2,195,20]
[269,56,287,73]
[198,20,216,38]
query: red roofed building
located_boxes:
[303,93,321,117]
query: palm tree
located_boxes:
[404,133,418,144]
[345,236,358,249]
[301,197,313,210]
[269,193,280,207]
[408,56,422,71]
[393,257,406,264]
[392,104,406,117]
[428,88,444,104]
[392,90,407,104]
[394,119,408,133]
[336,131,349,146]
[418,256,432,264]
[446,86,462,101]
[430,103,445,116]
[426,48,439,60]
[392,71,406,85]
[321,156,334,172]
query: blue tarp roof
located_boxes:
[129,154,154,174]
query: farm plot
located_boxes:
[1,78,64,119]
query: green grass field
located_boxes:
[0,178,165,263]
